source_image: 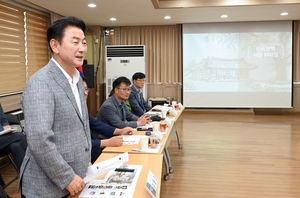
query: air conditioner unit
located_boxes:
[105,45,146,99]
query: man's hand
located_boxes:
[114,127,133,135]
[3,125,11,130]
[65,174,85,196]
[137,115,151,126]
[102,136,123,147]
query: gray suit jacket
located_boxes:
[20,60,91,198]
[97,95,139,128]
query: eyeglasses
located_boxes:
[136,79,146,82]
[84,88,90,93]
[117,87,131,92]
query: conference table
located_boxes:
[103,106,185,180]
[71,153,163,198]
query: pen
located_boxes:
[131,148,143,152]
[115,168,135,172]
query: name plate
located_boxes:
[164,118,172,127]
[171,108,178,116]
[178,102,183,109]
[145,169,158,198]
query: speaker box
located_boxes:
[82,64,95,88]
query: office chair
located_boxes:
[0,113,24,188]
[0,185,10,198]
[0,153,19,188]
[4,113,25,134]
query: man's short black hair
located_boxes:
[113,76,131,89]
[132,72,146,81]
[109,76,131,96]
[47,16,86,53]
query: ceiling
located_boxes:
[18,0,300,26]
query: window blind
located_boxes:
[0,2,26,95]
[0,1,49,111]
[0,1,49,96]
[26,11,49,79]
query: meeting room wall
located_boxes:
[112,25,182,105]
[1,14,300,115]
[108,22,300,114]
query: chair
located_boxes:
[0,153,19,188]
[4,113,25,134]
[0,185,9,198]
[0,113,24,188]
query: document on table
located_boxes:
[131,143,162,153]
[151,105,172,112]
[80,165,142,198]
[122,135,140,145]
[84,152,129,183]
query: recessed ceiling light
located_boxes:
[110,18,117,21]
[88,3,96,8]
[164,16,171,20]
[221,15,228,18]
[281,12,288,16]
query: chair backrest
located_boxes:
[4,114,21,125]
[4,113,24,133]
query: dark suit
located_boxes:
[128,86,151,117]
[97,95,139,128]
[89,114,115,163]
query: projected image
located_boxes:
[182,21,293,108]
[183,32,291,92]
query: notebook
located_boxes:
[0,127,16,136]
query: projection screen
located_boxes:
[182,21,293,108]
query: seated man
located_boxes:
[82,76,133,163]
[128,72,151,117]
[97,76,151,128]
[0,103,27,195]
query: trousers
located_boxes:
[0,132,27,171]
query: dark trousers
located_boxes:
[0,185,9,198]
[0,132,27,171]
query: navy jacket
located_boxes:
[89,114,115,163]
[0,104,9,131]
[128,86,151,117]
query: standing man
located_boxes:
[97,76,151,128]
[20,17,90,198]
[128,72,152,116]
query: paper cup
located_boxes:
[140,136,149,151]
[161,108,167,118]
[152,121,160,132]
[172,101,177,108]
